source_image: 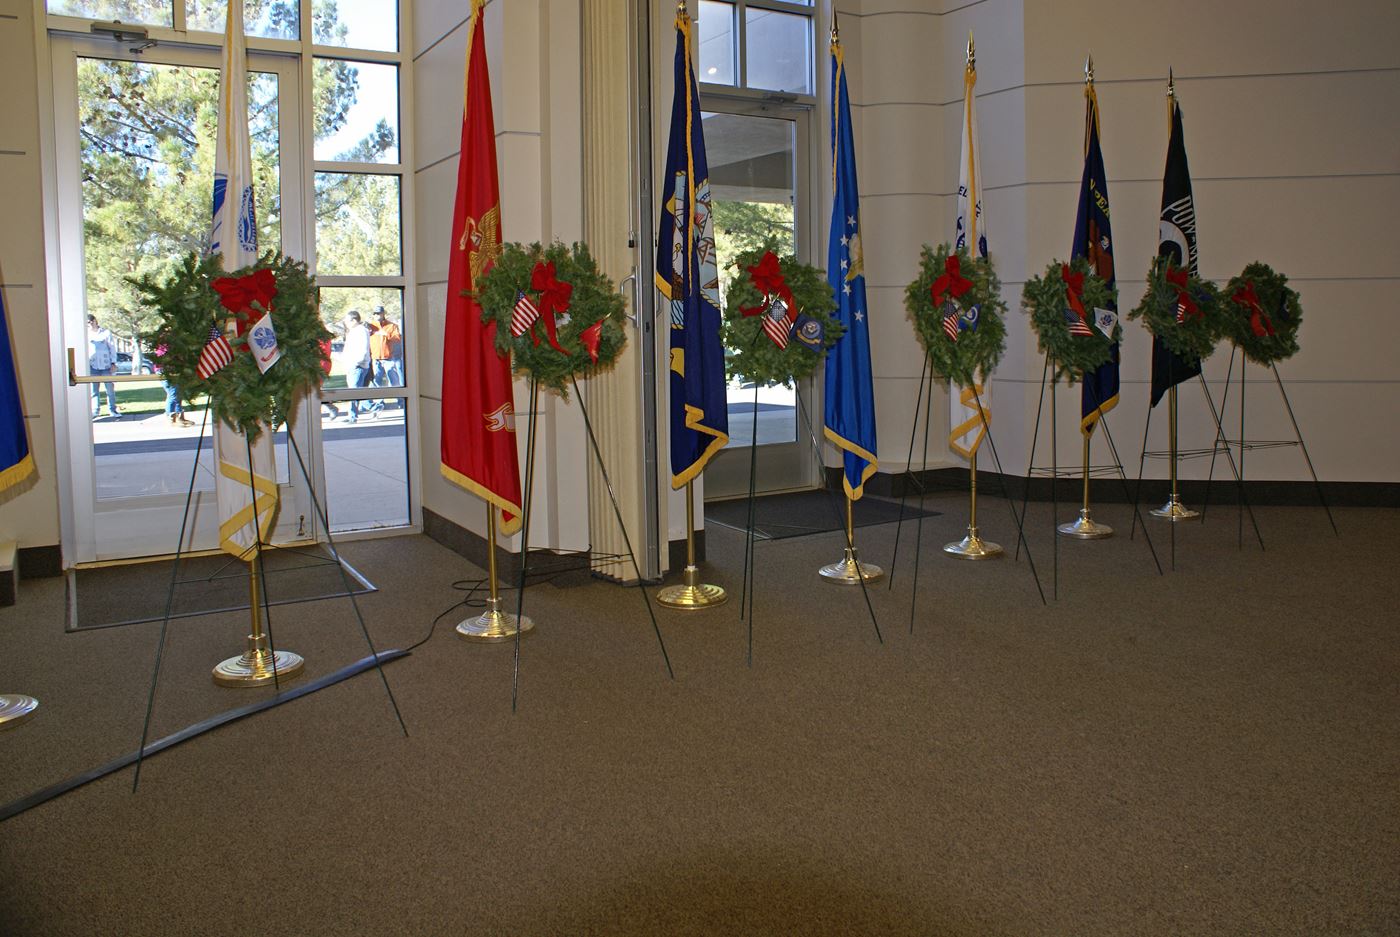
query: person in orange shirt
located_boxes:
[367,306,403,417]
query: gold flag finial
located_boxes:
[1167,67,1175,98]
[1084,53,1094,85]
[677,0,687,19]
[831,11,839,45]
[966,31,975,70]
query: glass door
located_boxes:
[699,103,818,499]
[51,36,312,562]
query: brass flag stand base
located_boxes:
[212,558,305,687]
[457,509,535,641]
[819,497,883,584]
[1148,385,1199,521]
[0,693,38,729]
[945,454,1003,559]
[657,482,727,610]
[1059,437,1113,538]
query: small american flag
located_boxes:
[510,291,541,337]
[196,326,234,379]
[942,306,961,342]
[1064,307,1093,337]
[761,298,793,349]
[1175,299,1187,324]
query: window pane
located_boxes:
[314,59,400,163]
[697,1,736,87]
[745,8,813,94]
[314,172,402,276]
[702,111,798,447]
[47,0,172,27]
[320,399,410,532]
[186,0,299,40]
[312,0,399,52]
[318,288,405,391]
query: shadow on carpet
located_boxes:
[67,544,375,632]
[706,490,938,541]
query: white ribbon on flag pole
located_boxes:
[211,0,278,558]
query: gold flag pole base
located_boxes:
[0,694,39,729]
[212,636,305,688]
[1150,495,1199,521]
[1058,509,1113,539]
[944,526,1003,560]
[657,564,728,609]
[213,558,305,687]
[456,596,534,642]
[818,547,883,585]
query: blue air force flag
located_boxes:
[0,289,35,493]
[656,8,728,488]
[822,32,878,500]
[1074,79,1120,434]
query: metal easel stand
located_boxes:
[1198,346,1339,549]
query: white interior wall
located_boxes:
[412,0,590,552]
[0,0,61,554]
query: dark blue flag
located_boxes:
[0,289,35,493]
[656,8,728,488]
[823,32,878,499]
[1074,81,1120,435]
[1151,94,1202,407]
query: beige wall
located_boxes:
[843,0,1399,484]
[412,0,591,552]
[0,0,61,553]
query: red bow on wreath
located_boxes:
[1231,280,1275,338]
[1165,266,1202,324]
[930,255,973,308]
[211,268,277,337]
[739,250,797,348]
[1061,263,1089,324]
[530,261,573,356]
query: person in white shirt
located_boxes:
[86,314,120,418]
[338,311,373,423]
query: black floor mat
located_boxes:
[67,544,375,631]
[705,490,939,541]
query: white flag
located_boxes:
[950,45,990,460]
[249,311,281,373]
[210,0,278,558]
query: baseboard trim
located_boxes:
[18,545,62,579]
[824,467,1399,508]
[421,508,596,586]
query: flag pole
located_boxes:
[945,447,1002,559]
[457,504,534,640]
[1060,53,1112,540]
[657,481,727,609]
[1150,70,1198,523]
[818,491,883,584]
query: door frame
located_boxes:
[697,94,822,500]
[46,34,315,564]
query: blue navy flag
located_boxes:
[656,8,727,488]
[1074,80,1119,434]
[823,31,878,500]
[0,289,35,494]
[1151,93,1202,407]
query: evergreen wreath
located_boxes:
[1221,262,1302,365]
[133,251,330,440]
[1129,254,1223,364]
[904,243,1007,388]
[720,245,841,386]
[474,241,627,395]
[1022,256,1118,383]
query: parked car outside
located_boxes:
[114,351,155,376]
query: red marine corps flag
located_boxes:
[439,0,522,533]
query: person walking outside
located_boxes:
[86,314,120,418]
[338,310,373,423]
[368,305,402,416]
[152,343,195,428]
